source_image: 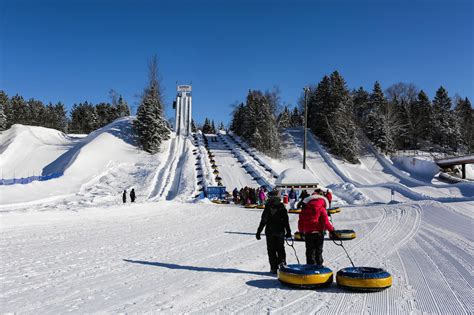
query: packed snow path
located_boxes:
[1,200,472,313]
[205,134,258,189]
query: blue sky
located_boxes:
[1,0,472,125]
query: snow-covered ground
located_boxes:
[1,200,472,313]
[1,121,473,313]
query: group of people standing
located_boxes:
[256,188,334,274]
[232,186,268,205]
[122,189,136,203]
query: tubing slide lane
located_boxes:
[217,133,272,189]
[166,137,192,200]
[225,132,279,178]
[147,137,178,199]
[302,130,472,202]
[193,133,216,195]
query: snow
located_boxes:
[1,200,472,313]
[391,156,440,181]
[1,122,473,313]
[0,124,75,178]
[275,167,319,186]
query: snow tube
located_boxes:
[244,204,257,209]
[293,231,305,241]
[211,165,218,169]
[288,209,301,214]
[336,267,392,291]
[327,207,341,215]
[332,229,356,241]
[213,170,219,175]
[278,264,333,288]
[256,205,265,209]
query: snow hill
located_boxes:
[0,120,473,313]
[0,124,75,178]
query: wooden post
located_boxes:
[462,163,466,179]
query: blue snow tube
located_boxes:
[336,267,392,291]
[278,264,333,288]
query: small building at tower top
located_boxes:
[173,84,192,136]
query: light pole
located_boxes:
[303,87,310,169]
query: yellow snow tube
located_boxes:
[256,205,265,209]
[244,204,257,209]
[288,209,302,214]
[336,267,392,291]
[332,229,356,240]
[278,265,333,288]
[327,207,341,215]
[293,231,305,241]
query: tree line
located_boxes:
[306,71,472,161]
[230,89,281,158]
[0,90,130,134]
[230,71,473,163]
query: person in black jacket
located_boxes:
[122,190,127,203]
[130,189,136,203]
[256,190,292,274]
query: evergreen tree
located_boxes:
[26,98,45,125]
[133,56,170,153]
[0,101,6,131]
[290,106,303,127]
[116,95,130,117]
[230,103,245,135]
[455,97,474,152]
[277,106,291,129]
[0,91,9,130]
[202,118,213,133]
[352,87,370,125]
[413,90,433,145]
[431,86,452,148]
[211,120,216,133]
[219,122,225,131]
[307,76,331,140]
[191,119,197,132]
[52,102,68,132]
[10,94,28,125]
[69,102,99,134]
[365,81,396,153]
[325,71,359,162]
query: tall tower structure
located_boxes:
[174,84,192,136]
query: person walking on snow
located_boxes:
[122,190,127,203]
[256,190,292,274]
[258,187,266,206]
[325,189,333,208]
[298,189,335,266]
[130,189,136,203]
[288,188,297,210]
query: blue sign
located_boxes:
[207,186,227,199]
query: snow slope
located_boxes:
[0,124,76,178]
[1,200,472,313]
[205,134,258,190]
[0,118,162,207]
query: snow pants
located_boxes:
[289,199,296,209]
[304,232,324,266]
[266,234,286,270]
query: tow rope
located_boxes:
[285,237,300,265]
[332,238,355,268]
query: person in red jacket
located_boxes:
[298,189,335,266]
[325,189,333,208]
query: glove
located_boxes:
[256,233,261,240]
[285,231,292,238]
[329,231,336,239]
